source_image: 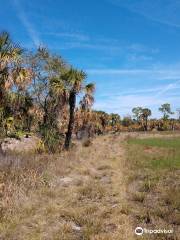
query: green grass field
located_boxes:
[126,136,180,239]
[127,137,180,170]
[128,137,180,148]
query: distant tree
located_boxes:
[99,111,109,131]
[159,103,174,120]
[77,83,95,138]
[169,118,175,131]
[80,83,95,111]
[141,108,151,131]
[94,110,109,132]
[132,107,143,123]
[110,113,121,127]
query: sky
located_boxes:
[1,0,180,118]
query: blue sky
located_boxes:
[1,0,180,118]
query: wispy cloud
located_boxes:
[87,67,180,80]
[91,66,180,117]
[156,79,180,96]
[55,42,122,51]
[126,53,153,62]
[12,0,41,47]
[46,34,124,52]
[41,29,157,58]
[96,80,180,99]
[41,32,89,41]
[128,43,159,54]
[118,83,180,96]
[106,0,180,28]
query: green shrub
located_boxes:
[40,125,62,153]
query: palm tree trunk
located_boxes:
[145,117,148,131]
[0,76,5,107]
[64,90,76,150]
[0,89,3,107]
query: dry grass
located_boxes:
[1,132,179,239]
[0,135,134,240]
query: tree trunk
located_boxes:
[145,117,148,131]
[64,90,76,150]
[0,141,4,156]
[0,81,5,108]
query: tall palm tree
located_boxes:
[62,68,87,149]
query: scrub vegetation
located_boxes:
[0,32,180,239]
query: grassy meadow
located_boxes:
[125,134,180,239]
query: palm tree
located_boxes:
[62,68,87,149]
[0,32,22,106]
[80,83,95,111]
[141,108,151,131]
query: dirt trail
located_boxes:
[57,133,134,239]
[1,134,135,240]
[76,134,134,239]
[93,134,134,239]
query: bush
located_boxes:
[40,125,62,153]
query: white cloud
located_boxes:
[13,0,41,47]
